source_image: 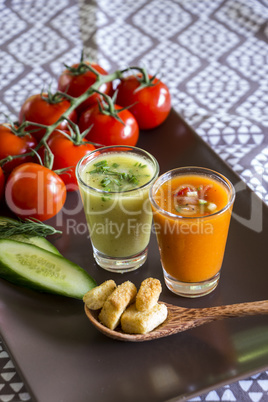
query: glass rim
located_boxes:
[149,166,236,220]
[76,145,160,195]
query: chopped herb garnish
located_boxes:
[87,159,148,191]
[128,174,139,185]
[94,160,108,167]
[102,196,111,201]
[101,177,111,186]
[113,178,121,186]
[134,162,147,168]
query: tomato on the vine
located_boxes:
[116,73,171,130]
[5,163,66,221]
[0,124,37,173]
[57,61,112,114]
[19,93,77,141]
[78,104,139,147]
[47,130,95,191]
[0,167,5,200]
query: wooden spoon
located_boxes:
[85,300,268,342]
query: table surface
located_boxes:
[0,0,267,401]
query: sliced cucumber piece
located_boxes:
[0,239,97,299]
[6,234,61,255]
[0,216,60,255]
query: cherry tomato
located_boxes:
[19,93,77,141]
[0,167,5,199]
[47,131,95,191]
[0,124,37,173]
[5,163,66,221]
[116,74,171,130]
[57,62,112,115]
[78,104,139,147]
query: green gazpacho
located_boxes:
[79,151,158,258]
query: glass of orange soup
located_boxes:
[149,167,235,297]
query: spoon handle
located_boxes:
[180,300,268,324]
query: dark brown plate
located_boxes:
[1,110,268,402]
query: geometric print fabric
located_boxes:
[0,1,267,203]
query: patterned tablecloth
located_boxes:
[0,0,267,401]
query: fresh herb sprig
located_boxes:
[0,218,62,238]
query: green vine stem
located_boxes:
[93,88,131,125]
[0,66,148,169]
[120,66,159,92]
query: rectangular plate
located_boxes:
[1,110,268,402]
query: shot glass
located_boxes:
[76,145,159,273]
[149,166,235,297]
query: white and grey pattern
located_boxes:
[0,0,267,401]
[191,371,268,401]
[180,0,224,16]
[93,21,154,67]
[0,7,27,46]
[0,340,31,401]
[214,0,268,37]
[186,62,250,112]
[133,0,193,39]
[140,40,202,88]
[178,18,240,61]
[8,25,69,66]
[236,83,268,127]
[0,51,24,92]
[226,37,268,82]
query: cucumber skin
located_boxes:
[0,239,97,300]
[0,216,60,255]
[7,235,61,255]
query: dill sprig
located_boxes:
[0,218,62,239]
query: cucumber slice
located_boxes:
[6,234,61,255]
[0,216,60,255]
[0,239,97,299]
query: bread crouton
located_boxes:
[99,281,137,330]
[136,278,162,312]
[121,303,168,334]
[83,280,116,310]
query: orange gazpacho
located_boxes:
[156,175,229,217]
[151,171,234,283]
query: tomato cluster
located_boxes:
[0,59,171,221]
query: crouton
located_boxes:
[99,281,137,330]
[136,278,162,312]
[121,303,168,334]
[83,280,116,310]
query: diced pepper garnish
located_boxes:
[186,191,198,197]
[176,186,192,197]
[174,184,217,216]
[207,202,217,212]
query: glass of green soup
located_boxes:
[76,146,159,273]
